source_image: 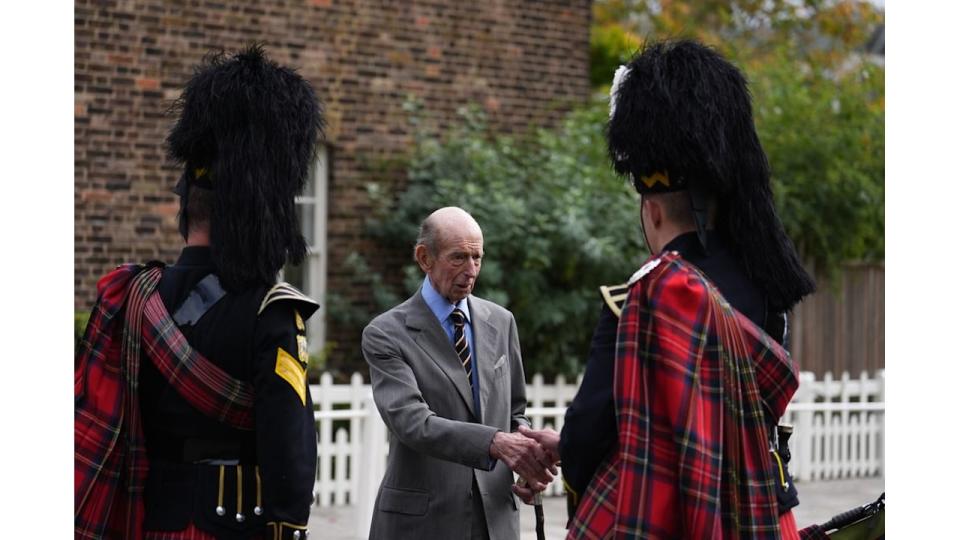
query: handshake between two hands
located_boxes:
[489,425,561,505]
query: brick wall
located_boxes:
[75,0,592,365]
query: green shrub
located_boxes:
[358,103,647,377]
[75,312,91,350]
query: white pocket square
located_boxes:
[493,354,506,369]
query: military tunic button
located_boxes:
[215,506,225,516]
[304,531,309,538]
[254,505,263,515]
[293,531,301,540]
[236,513,245,523]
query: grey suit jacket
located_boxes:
[362,289,530,540]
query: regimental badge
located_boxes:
[294,309,305,332]
[297,335,309,366]
[639,171,670,189]
[275,347,307,406]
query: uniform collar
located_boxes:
[175,245,214,268]
[662,230,720,259]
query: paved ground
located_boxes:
[309,476,884,539]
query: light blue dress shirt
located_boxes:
[421,276,481,417]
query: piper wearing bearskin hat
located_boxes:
[518,39,815,539]
[75,45,323,540]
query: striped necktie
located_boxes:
[450,308,473,390]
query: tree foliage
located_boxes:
[359,105,645,377]
[590,0,885,275]
[342,1,883,376]
[753,51,884,274]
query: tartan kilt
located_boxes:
[567,253,798,539]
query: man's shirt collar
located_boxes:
[422,276,471,325]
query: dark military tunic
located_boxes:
[560,231,779,498]
[140,246,317,539]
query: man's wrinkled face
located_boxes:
[424,227,484,304]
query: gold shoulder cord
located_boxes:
[770,450,789,488]
[216,465,226,516]
[255,466,263,515]
[236,465,245,522]
[561,477,580,508]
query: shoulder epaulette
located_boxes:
[599,257,667,318]
[258,282,320,319]
[599,283,630,318]
[627,256,663,286]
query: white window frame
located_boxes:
[284,146,329,350]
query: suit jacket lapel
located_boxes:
[405,291,477,418]
[470,298,499,425]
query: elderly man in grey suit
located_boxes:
[362,206,555,540]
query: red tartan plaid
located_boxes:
[144,523,217,540]
[144,523,270,540]
[568,252,798,539]
[780,510,801,540]
[140,292,255,429]
[75,264,149,539]
[797,525,829,540]
[76,265,256,539]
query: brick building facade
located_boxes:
[75,0,592,368]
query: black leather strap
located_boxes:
[173,274,226,326]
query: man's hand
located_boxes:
[518,425,561,464]
[511,480,540,505]
[489,431,557,488]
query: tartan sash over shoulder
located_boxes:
[75,265,255,539]
[568,252,799,540]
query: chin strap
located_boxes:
[688,187,711,255]
[174,166,214,240]
[639,197,653,255]
[175,172,190,240]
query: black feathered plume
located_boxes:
[608,39,814,312]
[167,44,324,292]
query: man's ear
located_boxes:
[414,244,433,273]
[645,196,663,229]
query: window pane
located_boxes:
[297,203,315,247]
[284,258,307,292]
[303,159,316,197]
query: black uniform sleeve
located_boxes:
[253,301,317,533]
[559,303,619,496]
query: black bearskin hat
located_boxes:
[167,44,323,292]
[607,39,814,312]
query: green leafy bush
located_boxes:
[75,312,91,351]
[333,2,882,377]
[753,52,884,276]
[359,103,647,376]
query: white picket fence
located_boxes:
[785,370,885,481]
[310,370,884,536]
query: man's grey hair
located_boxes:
[415,216,441,259]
